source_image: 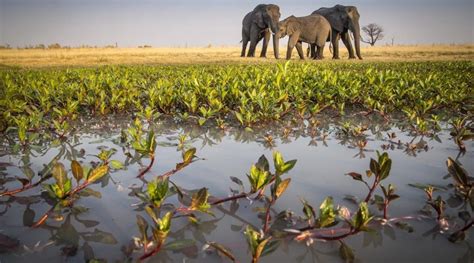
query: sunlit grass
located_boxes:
[0,44,472,68]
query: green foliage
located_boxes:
[46,162,72,199]
[244,226,279,263]
[190,188,211,213]
[350,202,373,231]
[147,178,169,207]
[247,165,271,193]
[1,62,471,133]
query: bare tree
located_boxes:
[361,23,384,46]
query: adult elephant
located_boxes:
[241,4,281,58]
[312,5,362,59]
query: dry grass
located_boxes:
[0,44,472,68]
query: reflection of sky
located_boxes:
[1,0,473,47]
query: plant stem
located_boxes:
[0,180,44,197]
[211,193,247,206]
[311,228,359,241]
[364,177,379,203]
[263,201,273,234]
[451,219,474,237]
[139,241,163,261]
[137,154,155,178]
[383,201,388,219]
[32,206,55,228]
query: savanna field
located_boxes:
[0,45,473,262]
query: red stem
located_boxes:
[263,201,273,234]
[137,154,155,178]
[139,241,163,261]
[0,180,44,197]
[211,193,247,206]
[311,228,359,241]
[383,201,388,219]
[364,177,379,203]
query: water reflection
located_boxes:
[0,115,472,262]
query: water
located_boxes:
[1,115,473,262]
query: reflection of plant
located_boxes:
[412,157,473,243]
[33,150,124,227]
[450,117,474,152]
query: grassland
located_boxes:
[0,44,472,68]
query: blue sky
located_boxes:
[1,0,473,47]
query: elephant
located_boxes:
[276,15,331,60]
[311,5,362,60]
[241,4,281,58]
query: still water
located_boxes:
[1,115,473,262]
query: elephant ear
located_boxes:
[326,10,347,33]
[287,20,299,35]
[253,9,267,28]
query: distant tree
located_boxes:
[48,43,61,49]
[361,23,384,46]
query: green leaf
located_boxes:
[281,160,297,174]
[86,165,109,183]
[136,214,149,245]
[82,229,118,244]
[369,158,378,174]
[78,188,102,198]
[52,162,68,189]
[301,199,316,222]
[145,206,160,225]
[339,242,355,263]
[230,176,244,187]
[273,151,284,173]
[147,177,169,207]
[190,188,211,212]
[379,158,392,180]
[71,160,83,183]
[318,197,336,228]
[447,157,469,187]
[274,178,291,200]
[352,202,372,230]
[182,147,196,164]
[235,112,244,125]
[205,242,236,262]
[146,130,157,153]
[248,165,270,192]
[346,172,363,182]
[109,160,125,170]
[164,239,196,251]
[256,154,270,172]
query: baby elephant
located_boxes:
[277,15,331,60]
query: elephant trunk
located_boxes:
[273,32,280,59]
[352,21,362,60]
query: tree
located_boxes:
[361,23,384,46]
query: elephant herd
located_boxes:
[241,4,363,60]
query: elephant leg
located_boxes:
[286,33,300,60]
[306,44,311,58]
[241,35,249,57]
[311,44,317,59]
[316,45,325,59]
[295,42,305,60]
[260,29,270,58]
[332,32,341,59]
[247,25,260,57]
[341,32,356,59]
